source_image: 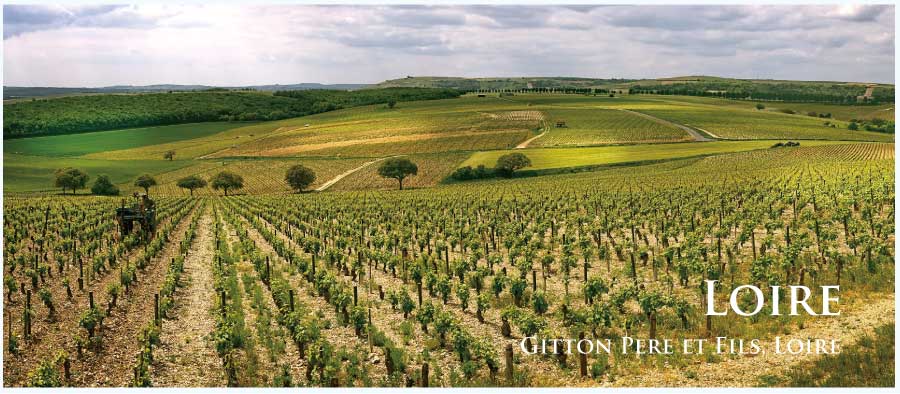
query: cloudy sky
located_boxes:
[2,3,895,86]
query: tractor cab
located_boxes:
[115,193,157,237]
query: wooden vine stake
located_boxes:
[504,344,514,383]
[579,332,588,378]
[154,293,160,325]
[289,289,295,312]
[220,291,227,319]
[24,290,32,339]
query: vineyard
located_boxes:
[533,108,691,147]
[4,93,894,196]
[3,141,894,387]
[459,140,853,173]
[635,104,892,141]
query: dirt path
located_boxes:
[516,130,547,149]
[197,148,230,159]
[610,293,895,387]
[152,210,226,387]
[619,109,714,142]
[689,126,723,139]
[315,156,396,192]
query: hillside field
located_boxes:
[4,93,893,195]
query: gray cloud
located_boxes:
[3,5,163,38]
[829,4,889,22]
[601,5,891,32]
[2,4,894,86]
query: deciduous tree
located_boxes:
[134,174,158,195]
[211,171,244,196]
[495,153,531,178]
[54,168,89,194]
[91,175,120,196]
[377,158,418,190]
[285,164,316,192]
[176,175,207,196]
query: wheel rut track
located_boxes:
[618,108,714,142]
[315,156,399,192]
[151,209,227,387]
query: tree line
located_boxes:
[271,87,462,111]
[51,156,439,197]
[465,88,616,95]
[55,168,254,197]
[628,81,894,104]
[4,88,462,139]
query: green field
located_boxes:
[460,140,852,171]
[4,122,248,157]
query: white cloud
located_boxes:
[2,4,894,86]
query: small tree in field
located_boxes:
[176,175,207,196]
[210,171,244,196]
[377,158,418,190]
[285,164,316,193]
[54,168,89,194]
[755,103,765,110]
[134,174,158,195]
[91,175,120,196]
[494,153,531,178]
[163,150,175,161]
